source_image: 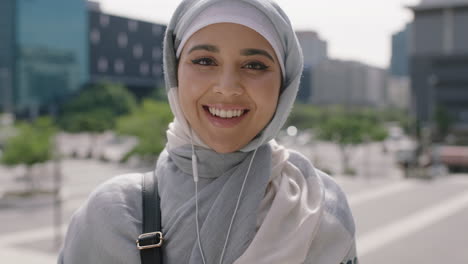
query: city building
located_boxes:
[297,65,313,103]
[388,23,412,110]
[0,0,88,117]
[312,59,388,108]
[0,0,166,117]
[387,76,410,110]
[88,2,166,99]
[295,31,328,102]
[295,31,328,67]
[408,0,468,133]
[390,23,411,77]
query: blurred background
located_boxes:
[0,0,467,263]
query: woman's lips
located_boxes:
[202,105,249,128]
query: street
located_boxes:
[340,175,468,263]
[0,157,467,263]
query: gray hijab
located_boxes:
[158,0,304,263]
[163,0,303,152]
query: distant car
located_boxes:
[434,145,468,172]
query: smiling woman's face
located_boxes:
[177,23,282,153]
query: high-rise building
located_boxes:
[0,0,168,117]
[295,31,328,102]
[312,59,388,108]
[0,0,89,117]
[295,31,328,67]
[388,23,412,110]
[408,0,468,132]
[387,76,410,110]
[88,5,166,99]
[0,0,15,114]
[390,23,411,77]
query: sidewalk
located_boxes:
[0,225,66,263]
[0,158,148,264]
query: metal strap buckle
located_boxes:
[136,231,164,250]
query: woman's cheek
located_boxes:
[179,68,203,95]
[184,68,213,93]
[250,78,279,99]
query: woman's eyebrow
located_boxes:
[240,48,275,62]
[188,44,219,54]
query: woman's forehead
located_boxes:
[183,23,276,54]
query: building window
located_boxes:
[90,29,100,44]
[152,25,162,35]
[97,57,108,72]
[152,47,161,60]
[133,44,143,58]
[118,33,128,48]
[140,62,149,75]
[100,15,110,27]
[114,59,125,74]
[129,20,138,32]
[153,64,162,76]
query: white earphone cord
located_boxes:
[190,128,261,264]
[190,130,207,264]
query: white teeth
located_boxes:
[208,107,245,119]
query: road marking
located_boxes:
[347,180,416,206]
[357,190,468,257]
[0,225,68,247]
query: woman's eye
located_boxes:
[191,57,216,66]
[244,62,269,70]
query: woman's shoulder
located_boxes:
[59,173,146,263]
[287,149,355,235]
[83,172,145,224]
[88,173,143,203]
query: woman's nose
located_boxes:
[213,68,243,96]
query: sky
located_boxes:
[93,0,421,68]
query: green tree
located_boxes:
[116,100,173,162]
[149,86,168,102]
[316,110,387,175]
[59,82,137,133]
[378,108,412,134]
[1,117,56,192]
[58,82,137,157]
[285,103,323,130]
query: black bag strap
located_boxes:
[137,171,163,264]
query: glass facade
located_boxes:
[15,0,88,114]
[0,0,15,113]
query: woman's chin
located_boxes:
[207,141,245,153]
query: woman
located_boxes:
[58,0,357,263]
